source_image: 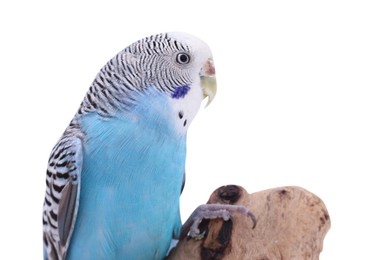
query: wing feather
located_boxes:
[58,181,79,247]
[43,129,83,260]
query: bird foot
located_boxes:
[180,204,256,239]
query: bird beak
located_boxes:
[201,58,217,107]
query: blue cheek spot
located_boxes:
[171,85,191,99]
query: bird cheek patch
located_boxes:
[171,85,191,99]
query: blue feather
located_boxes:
[67,89,185,259]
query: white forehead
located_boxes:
[167,32,213,59]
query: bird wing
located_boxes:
[43,132,83,260]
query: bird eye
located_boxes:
[175,52,191,64]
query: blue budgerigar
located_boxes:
[42,32,217,259]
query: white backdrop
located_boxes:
[1,1,368,259]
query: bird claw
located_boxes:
[180,204,256,240]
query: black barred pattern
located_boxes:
[77,33,193,117]
[43,122,83,260]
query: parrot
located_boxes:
[42,32,218,259]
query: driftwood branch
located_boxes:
[168,185,330,260]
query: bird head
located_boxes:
[82,32,217,135]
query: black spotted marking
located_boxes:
[178,111,184,119]
[183,119,187,127]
